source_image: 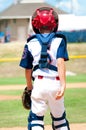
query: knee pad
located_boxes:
[50,112,70,130]
[28,111,44,130]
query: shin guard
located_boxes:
[28,111,44,130]
[50,112,70,130]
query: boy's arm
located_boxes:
[25,69,33,90]
[55,58,66,100]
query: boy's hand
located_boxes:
[55,86,65,100]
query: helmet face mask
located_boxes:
[32,7,59,33]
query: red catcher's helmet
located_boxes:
[32,7,59,33]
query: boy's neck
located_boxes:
[40,29,52,34]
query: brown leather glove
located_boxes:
[22,87,32,110]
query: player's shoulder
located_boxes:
[55,32,67,42]
[51,32,66,48]
[27,34,38,43]
[26,35,40,50]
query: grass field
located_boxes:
[0,88,86,127]
[0,42,86,128]
[0,74,86,85]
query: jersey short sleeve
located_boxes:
[56,38,69,61]
[19,44,33,69]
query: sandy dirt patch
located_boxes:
[0,124,86,130]
[0,95,20,100]
[0,83,86,91]
[0,83,86,101]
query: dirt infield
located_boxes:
[0,124,86,130]
[0,83,86,130]
[0,83,86,101]
[0,83,86,91]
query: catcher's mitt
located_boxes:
[22,87,32,110]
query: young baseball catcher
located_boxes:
[20,7,70,130]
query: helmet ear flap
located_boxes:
[32,26,40,34]
[53,25,58,32]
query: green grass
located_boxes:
[65,88,86,123]
[0,74,86,85]
[0,77,26,85]
[66,74,86,83]
[0,90,22,95]
[0,100,29,127]
[0,88,86,127]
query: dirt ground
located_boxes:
[0,83,86,101]
[0,124,86,130]
[0,83,86,130]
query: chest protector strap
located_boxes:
[27,32,66,72]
